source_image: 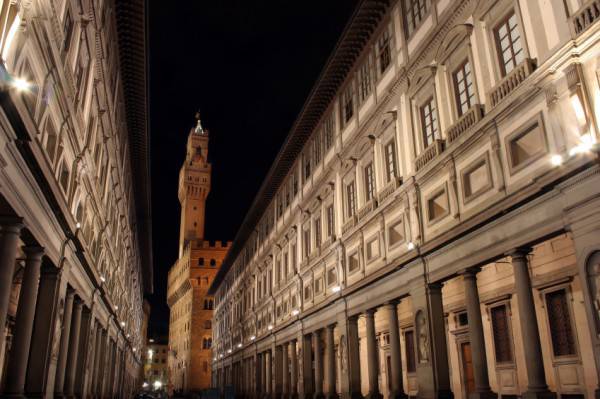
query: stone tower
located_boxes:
[178,116,211,257]
[167,115,231,394]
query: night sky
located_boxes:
[147,1,360,336]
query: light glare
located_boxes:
[551,154,563,166]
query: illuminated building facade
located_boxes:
[0,0,151,397]
[210,1,600,399]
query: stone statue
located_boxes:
[416,310,429,363]
[51,297,65,360]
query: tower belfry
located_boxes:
[178,114,211,257]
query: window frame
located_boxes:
[420,96,440,149]
[493,9,526,77]
[451,58,476,117]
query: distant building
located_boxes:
[144,340,169,390]
[167,117,231,393]
[209,1,600,399]
[0,0,151,398]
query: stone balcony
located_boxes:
[342,215,357,235]
[488,58,536,108]
[357,199,376,222]
[415,139,445,171]
[446,104,484,144]
[573,0,600,36]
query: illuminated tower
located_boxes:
[178,115,211,257]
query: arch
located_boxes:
[435,23,473,63]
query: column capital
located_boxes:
[0,216,24,232]
[458,266,481,279]
[326,322,336,331]
[22,245,45,258]
[382,300,399,309]
[365,307,377,317]
[506,247,532,259]
[427,282,443,293]
[66,289,76,299]
[348,314,359,323]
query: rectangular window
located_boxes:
[283,252,289,277]
[346,182,356,218]
[327,268,337,286]
[314,277,323,294]
[304,285,312,301]
[348,252,360,273]
[387,218,405,246]
[291,244,297,270]
[323,115,334,151]
[364,163,375,201]
[313,136,321,165]
[490,305,513,363]
[378,28,392,74]
[405,330,416,372]
[403,0,428,38]
[494,11,524,76]
[427,188,449,222]
[303,229,311,258]
[314,217,322,247]
[546,289,576,356]
[326,205,334,238]
[358,59,372,103]
[452,60,475,117]
[303,152,312,181]
[384,141,398,183]
[366,237,380,261]
[342,84,354,124]
[508,118,546,171]
[420,97,439,148]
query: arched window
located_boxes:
[202,337,212,349]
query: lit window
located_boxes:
[364,163,375,201]
[494,11,524,76]
[420,97,439,148]
[342,84,354,124]
[384,141,398,182]
[403,0,428,38]
[378,27,392,74]
[452,60,475,117]
[358,60,372,103]
[346,182,356,218]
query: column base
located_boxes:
[389,390,409,399]
[468,391,497,399]
[364,393,383,399]
[521,390,556,399]
[417,389,454,399]
[340,392,364,399]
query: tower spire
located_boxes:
[194,111,205,135]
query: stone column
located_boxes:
[383,302,406,399]
[313,330,324,399]
[92,327,106,396]
[255,353,261,398]
[25,264,66,396]
[275,345,283,399]
[5,246,44,396]
[324,325,336,399]
[462,269,496,399]
[509,249,555,399]
[290,339,298,399]
[347,315,362,399]
[266,350,273,398]
[55,290,75,396]
[0,219,23,358]
[75,307,92,396]
[301,334,314,399]
[409,281,452,399]
[283,343,290,398]
[365,309,382,399]
[65,298,83,397]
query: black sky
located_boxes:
[148,1,360,337]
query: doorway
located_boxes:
[460,342,475,397]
